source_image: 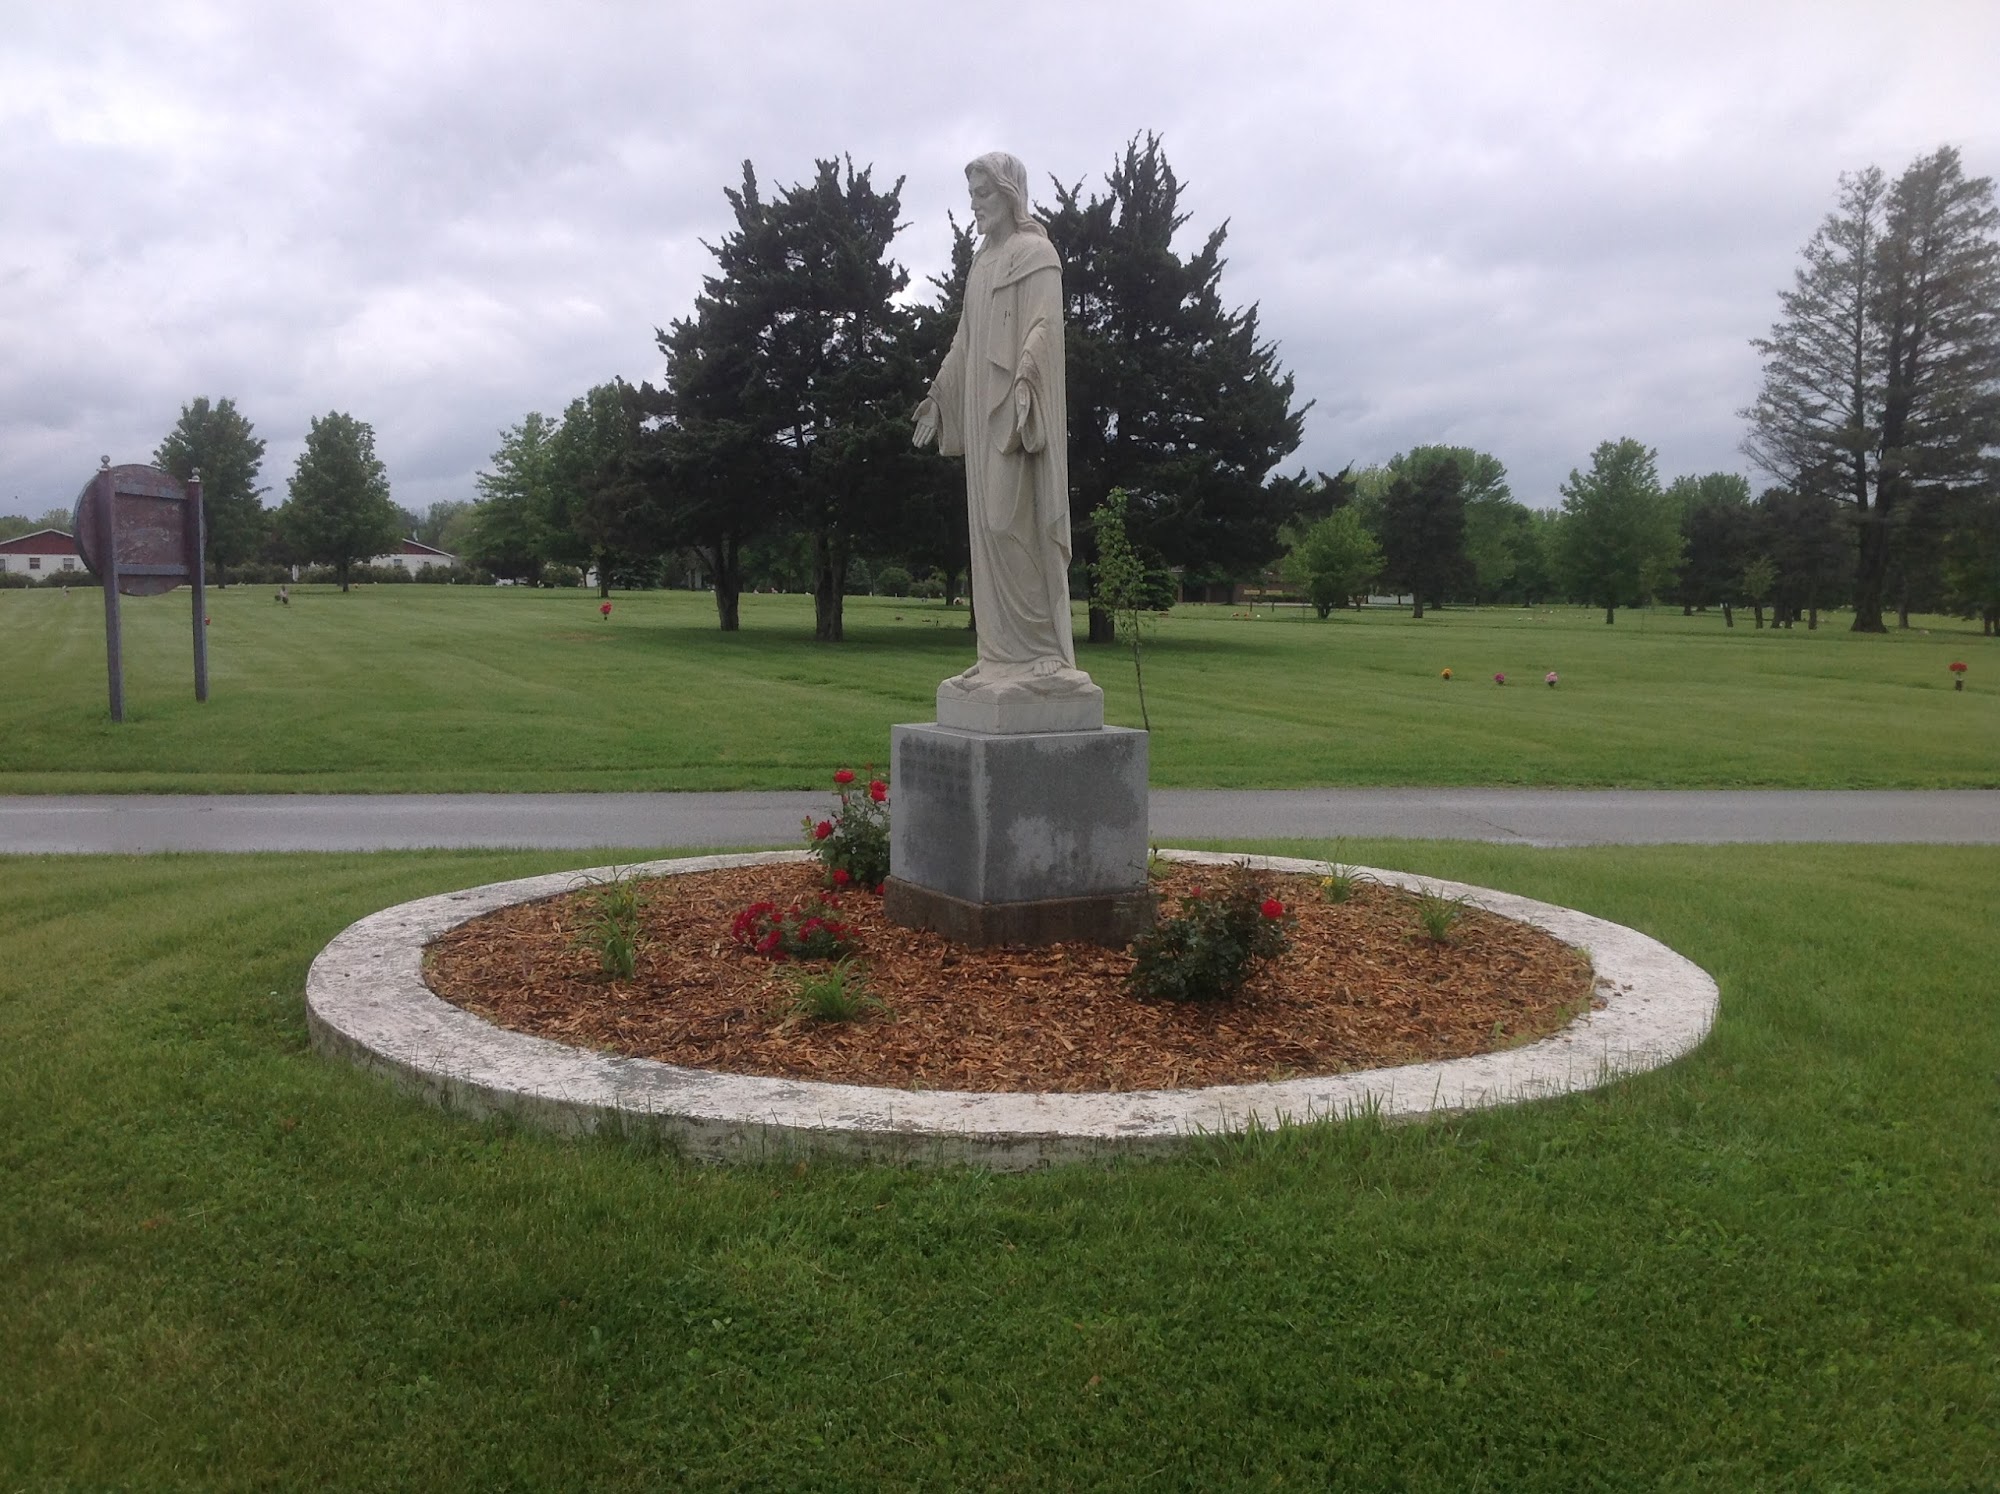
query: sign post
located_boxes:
[73,459,210,722]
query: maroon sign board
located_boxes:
[71,459,208,721]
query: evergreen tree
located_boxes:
[153,396,268,585]
[1377,456,1472,618]
[1743,146,2000,631]
[1670,473,1755,623]
[1042,134,1309,640]
[1556,439,1683,623]
[280,412,397,592]
[1941,491,2000,632]
[1756,487,1851,628]
[649,157,924,639]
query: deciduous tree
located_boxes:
[1281,507,1382,617]
[280,412,397,592]
[1556,439,1682,623]
[469,412,561,582]
[154,396,268,585]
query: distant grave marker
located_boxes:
[72,458,208,721]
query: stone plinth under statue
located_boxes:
[884,721,1151,947]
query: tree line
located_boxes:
[1277,441,1902,629]
[11,139,1988,629]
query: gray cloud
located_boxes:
[3,0,1995,520]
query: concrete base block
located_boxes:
[888,721,1150,947]
[882,878,1155,947]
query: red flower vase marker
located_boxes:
[600,601,612,620]
[1493,672,1507,686]
[1545,671,1559,687]
[1949,661,1968,691]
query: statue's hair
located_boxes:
[965,152,1048,239]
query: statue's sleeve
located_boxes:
[926,314,969,457]
[1013,265,1061,456]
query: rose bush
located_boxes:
[803,767,891,892]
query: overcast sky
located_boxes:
[4,0,1996,524]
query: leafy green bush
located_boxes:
[1127,863,1293,1003]
[873,564,912,597]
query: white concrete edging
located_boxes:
[305,850,1718,1169]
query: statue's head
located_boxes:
[965,152,1046,241]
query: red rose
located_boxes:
[833,868,851,886]
[599,601,612,617]
[1261,898,1285,919]
[833,768,855,785]
[1189,885,1203,899]
[869,779,887,802]
[813,820,833,840]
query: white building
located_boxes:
[369,538,456,574]
[0,528,83,577]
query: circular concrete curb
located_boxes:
[305,850,1718,1169]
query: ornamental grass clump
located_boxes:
[1126,863,1293,1003]
[1412,886,1471,944]
[785,959,885,1024]
[730,894,854,962]
[804,767,890,892]
[574,871,644,979]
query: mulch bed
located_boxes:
[423,861,1597,1094]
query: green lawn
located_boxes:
[2,584,1994,791]
[3,841,1995,1490]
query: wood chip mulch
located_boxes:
[423,862,1596,1094]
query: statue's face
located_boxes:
[968,170,1011,238]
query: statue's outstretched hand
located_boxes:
[912,399,940,449]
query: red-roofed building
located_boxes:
[0,528,82,577]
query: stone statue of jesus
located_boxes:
[913,151,1102,733]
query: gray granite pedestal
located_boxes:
[884,721,1152,947]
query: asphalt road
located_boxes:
[3,788,1996,853]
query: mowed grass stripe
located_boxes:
[2,842,1996,1488]
[3,584,1994,791]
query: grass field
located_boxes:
[3,840,1995,1490]
[2,584,1994,792]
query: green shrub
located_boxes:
[1127,862,1293,1003]
[873,564,912,597]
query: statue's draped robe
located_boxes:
[926,233,1076,676]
